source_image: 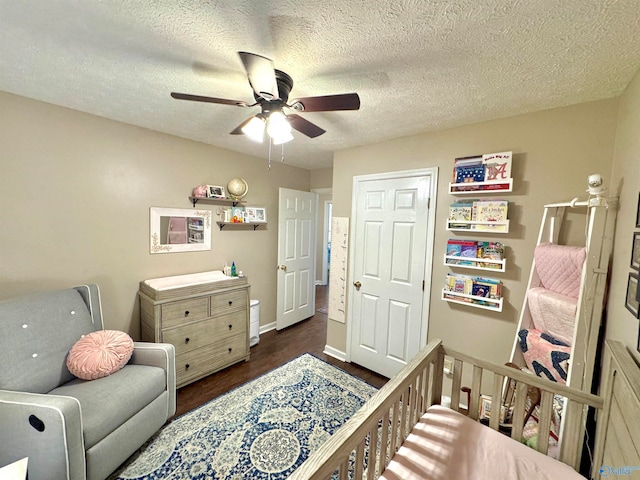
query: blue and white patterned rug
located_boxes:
[110,354,378,479]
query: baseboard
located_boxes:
[259,322,276,334]
[323,345,346,362]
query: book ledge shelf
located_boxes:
[446,219,510,233]
[441,289,504,312]
[443,254,506,272]
[448,178,513,195]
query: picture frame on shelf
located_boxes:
[207,185,226,199]
[631,232,640,271]
[246,206,267,223]
[625,273,639,318]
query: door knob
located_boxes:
[353,281,362,290]
[279,265,287,272]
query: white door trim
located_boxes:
[345,167,439,362]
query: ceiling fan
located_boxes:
[171,51,360,144]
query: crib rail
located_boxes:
[289,339,603,480]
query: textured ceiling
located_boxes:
[1,1,639,169]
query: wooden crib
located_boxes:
[289,339,640,480]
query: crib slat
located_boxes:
[510,381,527,441]
[409,377,418,427]
[419,367,429,414]
[489,372,504,431]
[537,390,554,454]
[367,425,377,480]
[451,359,463,413]
[390,398,400,455]
[400,389,409,441]
[378,410,390,474]
[469,366,482,420]
[430,350,444,405]
[339,458,349,480]
[355,440,365,480]
[559,399,585,469]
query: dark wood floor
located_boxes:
[175,285,388,418]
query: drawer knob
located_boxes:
[184,310,190,317]
[228,300,233,305]
[185,363,190,370]
[228,347,233,353]
[228,324,232,330]
[185,337,190,344]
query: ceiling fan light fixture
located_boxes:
[266,111,291,139]
[272,131,294,145]
[241,115,266,143]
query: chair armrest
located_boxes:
[0,390,86,480]
[131,342,176,417]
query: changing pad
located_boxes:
[140,271,247,300]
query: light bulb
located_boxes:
[272,131,294,145]
[241,116,265,143]
[267,111,291,139]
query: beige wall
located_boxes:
[311,167,333,284]
[606,67,640,362]
[329,98,619,366]
[0,92,310,337]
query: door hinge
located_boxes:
[422,280,425,291]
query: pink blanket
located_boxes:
[380,406,583,480]
[534,243,586,299]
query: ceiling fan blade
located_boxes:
[171,92,251,107]
[287,114,326,138]
[229,116,256,135]
[238,51,279,101]
[289,93,360,112]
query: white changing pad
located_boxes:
[144,270,229,291]
[140,271,247,300]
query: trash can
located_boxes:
[250,299,260,347]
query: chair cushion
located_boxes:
[0,289,98,393]
[49,364,167,449]
[67,330,134,380]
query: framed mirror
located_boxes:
[150,207,212,254]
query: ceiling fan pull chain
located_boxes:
[268,138,272,170]
[281,143,285,163]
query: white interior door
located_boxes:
[348,169,437,378]
[276,188,317,330]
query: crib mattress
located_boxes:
[379,405,584,480]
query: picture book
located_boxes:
[452,155,483,190]
[482,151,512,183]
[446,239,477,265]
[477,241,504,269]
[472,200,508,231]
[448,201,473,228]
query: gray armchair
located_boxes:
[0,285,176,480]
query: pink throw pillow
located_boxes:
[67,330,134,380]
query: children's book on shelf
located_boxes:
[444,274,502,306]
[477,241,504,268]
[448,201,474,228]
[482,151,512,186]
[452,155,483,191]
[472,200,508,231]
[446,239,477,265]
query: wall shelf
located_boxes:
[216,221,266,231]
[441,289,504,312]
[449,178,513,195]
[446,219,510,233]
[443,254,506,272]
[189,196,244,207]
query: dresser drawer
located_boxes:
[210,288,248,316]
[175,333,247,386]
[162,311,247,356]
[161,297,209,328]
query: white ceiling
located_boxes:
[1,1,639,170]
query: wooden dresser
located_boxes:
[139,271,250,388]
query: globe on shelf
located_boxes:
[226,178,249,200]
